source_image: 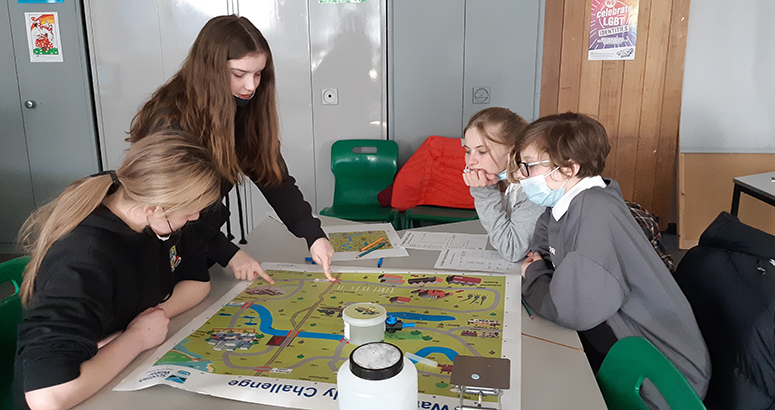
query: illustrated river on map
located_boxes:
[154,268,506,400]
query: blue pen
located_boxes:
[304,257,316,265]
[377,258,383,268]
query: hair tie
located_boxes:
[91,170,121,188]
[108,170,120,186]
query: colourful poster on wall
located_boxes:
[588,0,638,60]
[24,12,63,62]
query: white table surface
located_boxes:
[73,216,605,410]
[734,171,775,197]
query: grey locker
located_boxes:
[0,0,100,252]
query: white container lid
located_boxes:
[343,303,387,327]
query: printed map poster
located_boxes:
[115,263,521,410]
[588,0,638,60]
[322,223,408,261]
[24,12,63,62]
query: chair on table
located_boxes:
[320,139,400,229]
[0,256,30,410]
[596,336,706,410]
[403,206,478,229]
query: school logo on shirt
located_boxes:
[549,246,556,255]
[169,245,182,272]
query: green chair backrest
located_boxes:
[330,139,398,207]
[597,336,706,410]
[0,256,30,410]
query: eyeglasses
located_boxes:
[516,160,550,177]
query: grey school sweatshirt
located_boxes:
[522,179,711,403]
[470,183,545,262]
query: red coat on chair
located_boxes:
[390,136,474,211]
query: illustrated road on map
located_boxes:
[156,269,506,400]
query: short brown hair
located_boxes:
[510,112,610,178]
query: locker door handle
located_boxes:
[24,100,36,109]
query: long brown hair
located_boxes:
[129,15,283,186]
[18,131,222,305]
[464,107,528,168]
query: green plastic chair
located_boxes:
[0,256,30,410]
[403,205,478,229]
[597,336,706,410]
[320,140,400,229]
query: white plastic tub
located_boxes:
[342,303,386,345]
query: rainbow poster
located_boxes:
[588,0,639,60]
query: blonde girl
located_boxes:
[462,107,545,262]
[14,131,221,410]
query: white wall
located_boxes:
[680,0,775,153]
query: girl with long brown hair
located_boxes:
[14,131,222,410]
[129,15,334,282]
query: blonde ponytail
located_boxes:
[18,130,221,305]
[18,175,115,304]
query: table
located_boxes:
[74,216,605,410]
[731,171,775,216]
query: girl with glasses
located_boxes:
[512,112,710,408]
[14,132,222,410]
[461,107,545,262]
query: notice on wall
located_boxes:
[24,12,63,62]
[588,0,639,60]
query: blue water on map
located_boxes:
[413,346,460,362]
[247,304,343,340]
[297,331,344,340]
[247,305,291,336]
[242,315,258,326]
[389,312,455,322]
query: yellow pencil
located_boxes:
[360,237,387,252]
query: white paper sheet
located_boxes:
[434,249,520,273]
[322,223,408,260]
[398,231,488,251]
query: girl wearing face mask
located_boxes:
[14,132,222,410]
[129,15,335,283]
[462,107,545,262]
[512,113,710,409]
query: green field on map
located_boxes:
[155,268,505,399]
[327,230,394,253]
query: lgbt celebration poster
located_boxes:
[588,0,639,60]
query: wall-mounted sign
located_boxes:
[24,12,63,62]
[589,0,639,60]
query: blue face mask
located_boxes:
[520,167,568,207]
[496,169,509,181]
